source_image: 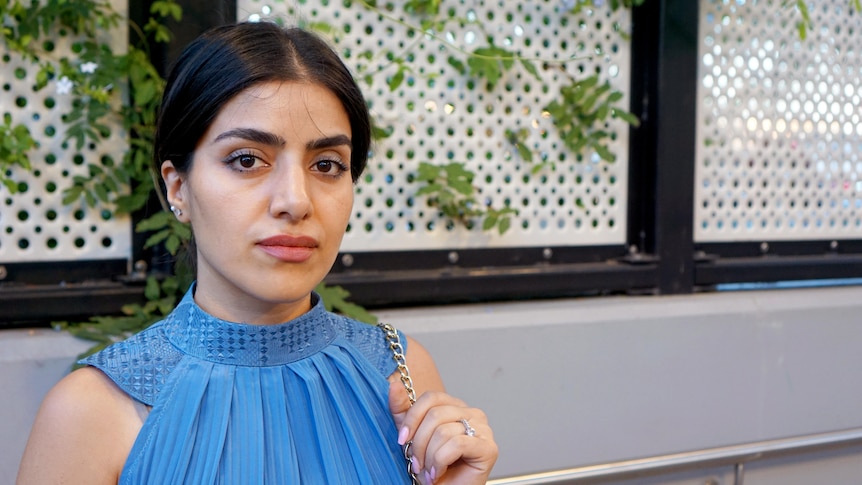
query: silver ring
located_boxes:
[459,418,476,437]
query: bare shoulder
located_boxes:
[17,366,143,484]
[400,335,446,395]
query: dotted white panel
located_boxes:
[696,0,862,242]
[0,3,132,263]
[240,0,632,251]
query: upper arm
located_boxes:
[16,366,142,485]
[398,336,446,396]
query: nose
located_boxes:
[268,160,312,221]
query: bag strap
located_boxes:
[379,323,421,485]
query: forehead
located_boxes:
[206,81,352,140]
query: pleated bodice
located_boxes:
[81,287,409,484]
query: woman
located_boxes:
[17,22,497,484]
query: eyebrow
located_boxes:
[213,129,352,152]
[306,134,352,151]
[214,128,285,147]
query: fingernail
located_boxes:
[411,455,421,473]
[425,470,433,484]
[398,426,409,446]
[430,466,437,481]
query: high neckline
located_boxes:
[163,287,336,367]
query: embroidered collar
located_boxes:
[163,289,336,367]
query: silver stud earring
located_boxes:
[170,205,183,217]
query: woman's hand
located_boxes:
[389,379,498,484]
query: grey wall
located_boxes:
[2,285,861,483]
[375,285,862,480]
[0,328,90,484]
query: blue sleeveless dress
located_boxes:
[81,288,410,484]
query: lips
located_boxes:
[256,235,318,262]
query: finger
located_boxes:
[426,428,499,484]
[407,401,486,473]
[388,378,412,420]
[400,391,467,440]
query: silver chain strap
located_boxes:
[379,322,421,485]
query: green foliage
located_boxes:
[565,0,647,14]
[348,0,642,233]
[784,0,861,40]
[58,270,194,366]
[545,74,640,163]
[466,45,516,90]
[0,113,37,193]
[316,283,378,324]
[415,162,516,234]
[137,211,192,255]
[788,0,812,39]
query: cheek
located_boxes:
[340,191,355,224]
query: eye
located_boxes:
[225,151,267,171]
[313,158,349,177]
[237,154,257,168]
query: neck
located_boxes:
[192,283,314,324]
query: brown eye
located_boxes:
[238,154,256,168]
[316,160,334,173]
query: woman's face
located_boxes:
[162,81,354,324]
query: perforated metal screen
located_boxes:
[696,0,862,242]
[239,0,633,252]
[0,5,131,264]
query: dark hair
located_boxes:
[154,21,371,182]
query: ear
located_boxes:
[161,160,188,221]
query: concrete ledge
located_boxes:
[376,286,862,478]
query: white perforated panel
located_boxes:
[696,0,862,242]
[0,5,131,263]
[239,0,632,251]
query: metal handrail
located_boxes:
[487,427,862,485]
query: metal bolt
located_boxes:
[542,248,553,260]
[341,254,354,267]
[447,251,459,264]
[830,240,839,251]
[760,241,769,254]
[0,265,6,280]
[133,260,148,277]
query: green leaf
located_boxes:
[62,186,82,205]
[607,91,624,103]
[151,1,182,21]
[93,183,109,202]
[416,162,441,181]
[449,179,473,196]
[2,179,18,193]
[447,56,466,75]
[388,66,405,91]
[613,109,640,126]
[134,81,156,106]
[467,55,501,88]
[315,282,378,324]
[482,213,497,231]
[520,58,541,81]
[415,183,442,196]
[165,234,181,255]
[136,211,171,231]
[498,216,512,234]
[593,144,615,162]
[144,276,161,300]
[143,229,170,249]
[516,142,533,162]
